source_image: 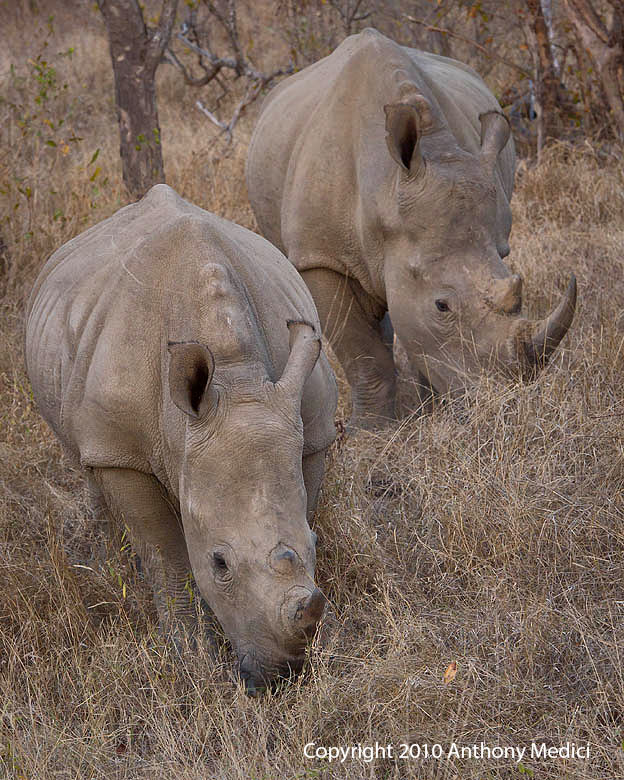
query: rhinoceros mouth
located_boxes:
[237,650,305,695]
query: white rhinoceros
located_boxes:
[246,28,576,427]
[25,184,337,692]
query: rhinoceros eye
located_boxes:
[213,552,229,572]
[435,299,450,313]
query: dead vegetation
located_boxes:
[1,2,623,779]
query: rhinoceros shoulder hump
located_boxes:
[142,182,187,210]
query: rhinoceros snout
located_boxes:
[239,667,263,697]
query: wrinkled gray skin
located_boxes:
[25,184,338,692]
[247,29,576,427]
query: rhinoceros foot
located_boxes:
[346,412,395,434]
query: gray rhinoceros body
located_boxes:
[247,29,576,426]
[26,184,337,690]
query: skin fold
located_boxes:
[25,184,338,691]
[246,28,576,428]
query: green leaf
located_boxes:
[46,139,56,147]
[89,166,101,182]
[89,148,100,165]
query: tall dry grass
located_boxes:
[1,4,624,779]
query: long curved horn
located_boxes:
[274,320,321,401]
[525,275,577,368]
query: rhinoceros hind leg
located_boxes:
[91,467,201,651]
[302,268,396,429]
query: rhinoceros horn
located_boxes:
[479,111,511,168]
[274,320,321,403]
[282,586,326,634]
[524,275,577,368]
[491,274,523,314]
[299,587,326,627]
[384,96,434,178]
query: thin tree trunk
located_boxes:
[97,0,178,198]
[564,0,624,140]
[572,40,594,128]
[525,0,560,156]
[540,0,560,74]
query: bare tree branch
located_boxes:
[328,0,372,35]
[196,58,293,141]
[146,0,180,71]
[163,46,222,87]
[196,99,231,136]
[564,0,624,138]
[403,14,532,79]
[167,2,294,142]
[176,33,243,75]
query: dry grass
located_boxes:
[1,4,624,779]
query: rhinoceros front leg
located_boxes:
[302,268,396,429]
[91,467,198,649]
[302,449,328,521]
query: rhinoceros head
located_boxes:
[168,321,326,693]
[382,98,576,396]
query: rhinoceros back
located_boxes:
[25,184,327,473]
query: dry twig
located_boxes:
[166,1,294,141]
[403,13,532,79]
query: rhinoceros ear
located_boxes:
[479,111,510,168]
[384,97,433,177]
[167,341,215,418]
